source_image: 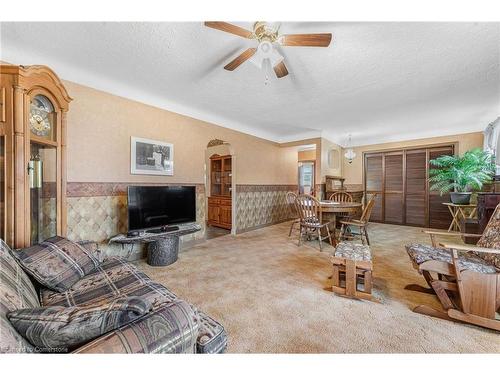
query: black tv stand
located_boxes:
[146,226,179,234]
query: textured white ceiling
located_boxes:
[1,22,499,146]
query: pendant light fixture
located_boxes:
[344,134,356,164]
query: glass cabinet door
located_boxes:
[0,136,4,241]
[28,94,58,245]
[211,158,222,196]
[29,143,57,244]
[222,157,232,197]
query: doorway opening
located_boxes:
[298,145,317,196]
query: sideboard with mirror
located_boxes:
[0,64,72,248]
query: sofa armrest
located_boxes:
[77,241,101,262]
[195,310,227,354]
[72,299,199,354]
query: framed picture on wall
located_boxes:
[131,137,174,175]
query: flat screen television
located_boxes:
[127,186,196,231]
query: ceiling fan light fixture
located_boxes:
[249,41,283,69]
[205,21,332,80]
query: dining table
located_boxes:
[319,200,363,245]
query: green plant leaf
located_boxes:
[428,148,494,195]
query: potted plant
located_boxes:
[429,148,495,205]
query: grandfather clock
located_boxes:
[0,65,72,248]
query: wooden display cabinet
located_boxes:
[207,154,232,229]
[0,65,71,248]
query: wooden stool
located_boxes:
[331,242,373,300]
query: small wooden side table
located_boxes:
[442,202,477,232]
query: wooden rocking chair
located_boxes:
[405,204,500,331]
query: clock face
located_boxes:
[30,108,51,136]
[30,95,54,138]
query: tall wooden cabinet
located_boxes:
[0,65,71,248]
[364,144,455,229]
[207,154,232,229]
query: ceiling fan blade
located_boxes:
[280,33,332,47]
[273,61,289,79]
[224,48,257,71]
[204,22,254,39]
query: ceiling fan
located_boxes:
[204,21,332,79]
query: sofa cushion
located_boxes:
[73,299,199,354]
[0,240,39,353]
[334,242,371,262]
[8,296,151,350]
[12,236,100,292]
[405,243,498,274]
[41,257,177,310]
[41,257,227,353]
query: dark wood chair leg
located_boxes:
[340,223,345,241]
[364,227,370,246]
[317,227,323,251]
[326,225,334,247]
[430,280,455,310]
[405,270,438,294]
[360,228,366,245]
[422,270,437,289]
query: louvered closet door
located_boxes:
[428,146,454,229]
[364,143,455,228]
[405,150,427,226]
[384,152,404,224]
[365,154,383,222]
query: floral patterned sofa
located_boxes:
[0,239,227,354]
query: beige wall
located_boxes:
[63,81,484,189]
[342,132,484,185]
[298,149,316,162]
[281,138,322,185]
[65,81,297,185]
[320,138,343,182]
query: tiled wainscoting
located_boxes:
[65,182,297,260]
[235,185,297,233]
[66,182,206,260]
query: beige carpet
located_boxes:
[135,222,500,353]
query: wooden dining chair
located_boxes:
[328,192,353,203]
[286,191,300,237]
[295,194,335,250]
[339,194,377,245]
[328,192,353,225]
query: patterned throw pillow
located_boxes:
[7,296,151,350]
[1,240,40,353]
[12,236,100,292]
[476,205,500,269]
